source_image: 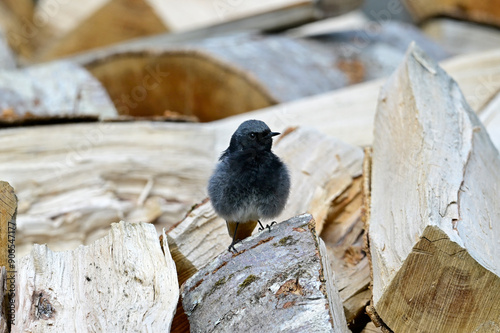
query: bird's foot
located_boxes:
[258,220,277,232]
[228,240,241,253]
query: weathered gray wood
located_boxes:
[370,42,500,332]
[14,221,179,332]
[0,61,117,120]
[181,214,349,333]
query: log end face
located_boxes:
[375,225,500,332]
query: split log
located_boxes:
[84,50,277,120]
[402,0,500,28]
[14,221,179,332]
[422,18,500,55]
[369,43,500,332]
[0,122,216,257]
[181,214,350,333]
[0,61,117,122]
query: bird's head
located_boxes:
[228,120,280,153]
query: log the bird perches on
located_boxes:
[368,42,500,332]
[181,214,350,333]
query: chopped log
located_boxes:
[0,61,117,121]
[0,182,16,270]
[36,0,169,61]
[181,214,349,333]
[84,50,277,120]
[369,43,500,332]
[403,0,500,27]
[0,122,216,258]
[14,221,179,332]
[422,18,500,55]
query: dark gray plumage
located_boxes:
[208,120,290,250]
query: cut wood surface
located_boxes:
[14,221,179,332]
[0,60,117,121]
[181,214,349,333]
[403,0,500,27]
[0,122,215,257]
[85,50,277,120]
[0,182,16,270]
[369,43,500,332]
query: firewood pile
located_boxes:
[1,0,500,332]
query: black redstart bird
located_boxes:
[208,119,290,252]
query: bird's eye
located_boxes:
[249,132,256,139]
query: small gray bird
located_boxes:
[208,119,290,252]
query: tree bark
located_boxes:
[182,214,350,333]
[369,42,500,332]
[14,221,179,332]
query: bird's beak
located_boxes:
[270,132,280,137]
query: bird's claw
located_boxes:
[228,240,241,253]
[258,220,277,232]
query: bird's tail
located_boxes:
[226,220,258,242]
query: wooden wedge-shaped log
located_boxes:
[369,42,500,332]
[14,222,179,332]
[181,214,349,333]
